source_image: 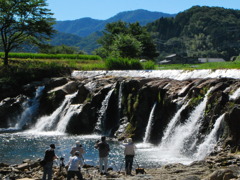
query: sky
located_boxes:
[47,0,240,21]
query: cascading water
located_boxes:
[94,88,115,134]
[158,88,213,163]
[160,100,190,144]
[31,92,79,132]
[55,104,82,133]
[143,102,157,144]
[229,87,240,100]
[14,86,45,130]
[194,113,225,160]
[118,82,123,110]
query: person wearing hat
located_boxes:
[123,138,136,175]
[70,141,85,161]
[67,151,84,180]
[42,144,58,180]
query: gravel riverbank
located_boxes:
[1,151,240,180]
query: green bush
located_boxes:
[105,57,143,70]
[141,61,156,70]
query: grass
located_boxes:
[105,57,143,70]
[157,60,240,70]
[0,52,102,60]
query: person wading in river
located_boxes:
[94,136,110,175]
[42,144,58,180]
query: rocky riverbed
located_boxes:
[1,150,240,180]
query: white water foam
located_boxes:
[157,88,212,164]
[72,69,240,80]
[160,100,190,144]
[229,87,240,100]
[10,86,45,130]
[143,102,157,144]
[94,88,115,134]
[194,114,225,160]
[31,92,79,132]
[56,104,83,132]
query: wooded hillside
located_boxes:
[147,6,240,60]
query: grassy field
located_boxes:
[0,52,102,60]
[1,52,240,70]
[157,61,240,70]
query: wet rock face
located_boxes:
[0,95,27,128]
[225,106,240,150]
[1,74,240,151]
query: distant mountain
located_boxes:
[54,9,175,37]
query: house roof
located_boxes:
[159,59,171,64]
[166,54,177,58]
[198,58,225,63]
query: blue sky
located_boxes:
[47,0,240,21]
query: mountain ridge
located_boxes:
[54,9,175,37]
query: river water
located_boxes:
[0,131,182,170]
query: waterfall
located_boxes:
[14,86,45,130]
[158,88,212,158]
[143,102,157,143]
[194,114,225,160]
[56,104,82,132]
[160,100,190,144]
[229,87,240,100]
[118,81,124,127]
[32,92,78,132]
[118,82,123,110]
[94,88,115,134]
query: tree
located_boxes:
[97,21,158,59]
[110,34,142,58]
[0,0,55,66]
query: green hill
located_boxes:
[53,9,175,37]
[147,6,240,60]
[51,9,175,53]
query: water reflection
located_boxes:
[0,132,169,170]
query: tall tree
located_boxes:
[97,21,158,59]
[0,0,55,66]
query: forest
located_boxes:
[146,6,240,60]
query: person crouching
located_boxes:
[67,151,84,180]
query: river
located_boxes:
[0,131,195,170]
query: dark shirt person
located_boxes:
[94,136,110,174]
[42,144,58,180]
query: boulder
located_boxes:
[45,77,68,91]
[206,169,237,180]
